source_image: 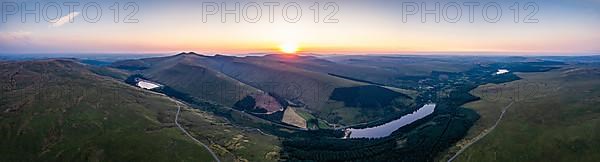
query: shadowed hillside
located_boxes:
[330,85,411,108]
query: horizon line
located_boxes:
[1,51,599,57]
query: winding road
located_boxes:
[447,102,515,162]
[171,99,221,162]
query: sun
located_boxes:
[279,42,299,54]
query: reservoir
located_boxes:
[137,80,161,89]
[495,69,510,75]
[345,104,436,139]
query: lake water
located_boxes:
[345,104,436,139]
[137,80,161,89]
[495,69,510,75]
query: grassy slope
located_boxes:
[145,62,258,106]
[176,106,281,162]
[281,107,307,129]
[113,54,264,107]
[451,66,600,162]
[0,60,214,161]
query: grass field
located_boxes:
[445,66,600,162]
[282,107,307,128]
[292,108,332,129]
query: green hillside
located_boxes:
[0,60,281,162]
[447,66,600,162]
[0,60,216,161]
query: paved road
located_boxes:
[447,102,515,162]
[172,100,221,162]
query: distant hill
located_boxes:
[320,55,477,87]
[537,55,600,63]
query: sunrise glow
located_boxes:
[280,42,299,54]
[0,0,598,55]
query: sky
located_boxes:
[0,0,599,55]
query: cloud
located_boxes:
[0,31,32,41]
[50,12,80,27]
[0,31,34,50]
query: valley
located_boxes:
[1,54,598,162]
[107,53,575,161]
[2,0,597,161]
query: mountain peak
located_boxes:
[177,52,199,55]
[175,52,209,58]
